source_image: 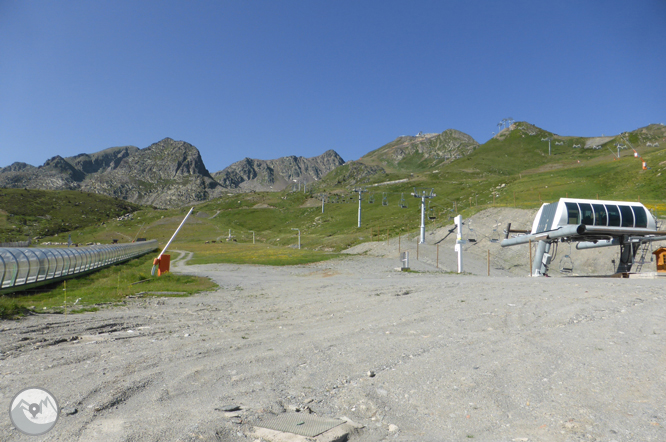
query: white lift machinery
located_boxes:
[500,198,666,276]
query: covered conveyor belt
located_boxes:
[0,240,158,294]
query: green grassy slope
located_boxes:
[6,122,666,256]
[0,189,141,242]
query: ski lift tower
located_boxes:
[353,187,367,228]
[412,187,436,243]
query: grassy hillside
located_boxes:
[7,122,666,256]
[0,189,141,242]
[359,129,479,172]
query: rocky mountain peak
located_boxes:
[137,138,213,178]
[68,145,139,174]
[212,150,345,192]
[1,162,36,173]
[360,129,479,170]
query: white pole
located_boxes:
[419,196,426,243]
[322,197,325,213]
[454,214,463,273]
[358,191,362,228]
[158,207,193,259]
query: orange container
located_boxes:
[158,254,171,276]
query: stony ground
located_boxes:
[1,244,666,442]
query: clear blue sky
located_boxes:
[1,1,664,172]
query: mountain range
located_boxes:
[2,123,664,209]
[0,139,347,208]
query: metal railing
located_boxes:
[0,240,158,293]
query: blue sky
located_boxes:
[1,1,664,172]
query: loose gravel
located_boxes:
[1,243,665,441]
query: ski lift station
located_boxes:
[501,198,666,276]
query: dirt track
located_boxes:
[1,245,666,441]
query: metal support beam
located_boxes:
[532,240,551,276]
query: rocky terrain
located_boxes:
[0,139,220,209]
[212,150,345,192]
[80,139,221,209]
[0,141,346,207]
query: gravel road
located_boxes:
[1,248,665,441]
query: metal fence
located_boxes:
[0,240,158,293]
[0,240,31,248]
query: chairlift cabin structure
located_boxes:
[466,218,477,243]
[399,193,408,209]
[559,242,574,274]
[501,198,666,276]
[427,201,436,220]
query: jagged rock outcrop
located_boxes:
[0,162,35,173]
[83,138,222,208]
[213,149,345,191]
[0,138,222,208]
[67,145,140,174]
[0,138,346,207]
